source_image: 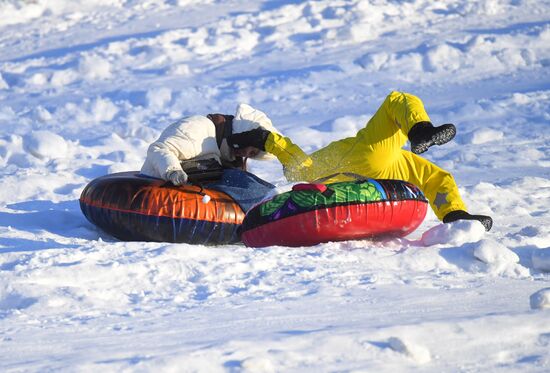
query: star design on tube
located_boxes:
[433,192,449,210]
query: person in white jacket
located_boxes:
[141,103,280,185]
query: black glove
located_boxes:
[443,210,493,232]
[227,127,271,151]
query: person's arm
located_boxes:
[145,136,192,184]
[228,127,317,182]
[143,117,212,184]
[264,132,314,182]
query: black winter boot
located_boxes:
[443,210,493,232]
[408,121,456,154]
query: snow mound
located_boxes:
[241,357,276,373]
[473,239,529,277]
[330,115,370,137]
[532,249,550,272]
[425,44,463,72]
[0,0,127,27]
[468,128,504,145]
[79,55,112,81]
[530,288,550,310]
[437,238,529,278]
[0,1,44,27]
[23,130,68,160]
[51,69,79,87]
[388,337,431,364]
[0,288,36,312]
[421,220,485,246]
[354,52,389,71]
[473,239,519,265]
[147,87,173,110]
[0,72,8,89]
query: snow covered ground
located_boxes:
[0,0,549,371]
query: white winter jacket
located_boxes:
[140,104,280,180]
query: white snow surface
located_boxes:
[1,0,550,371]
[530,288,550,310]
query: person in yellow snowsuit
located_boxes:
[228,91,493,231]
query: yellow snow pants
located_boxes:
[264,91,467,220]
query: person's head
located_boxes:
[230,103,281,161]
[232,146,261,158]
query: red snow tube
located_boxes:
[240,179,428,247]
[80,172,244,244]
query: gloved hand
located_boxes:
[166,170,188,186]
[228,127,271,151]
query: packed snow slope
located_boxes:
[1,0,550,371]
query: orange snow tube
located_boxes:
[80,172,245,244]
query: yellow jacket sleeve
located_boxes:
[264,132,315,182]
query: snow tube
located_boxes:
[240,179,428,247]
[80,172,245,244]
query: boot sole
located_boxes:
[477,216,493,232]
[411,124,456,154]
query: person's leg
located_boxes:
[355,91,456,155]
[354,92,426,155]
[377,150,492,230]
[335,91,433,175]
[265,91,435,182]
[379,150,468,220]
[265,130,467,219]
[247,91,451,182]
